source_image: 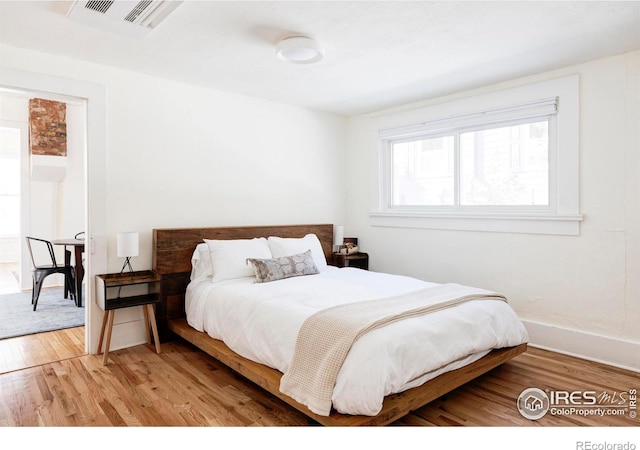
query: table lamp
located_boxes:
[117,231,139,274]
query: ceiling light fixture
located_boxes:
[276,36,324,64]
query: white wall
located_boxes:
[346,50,640,370]
[1,43,348,352]
[105,74,347,272]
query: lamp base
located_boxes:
[120,257,134,275]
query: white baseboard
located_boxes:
[522,319,640,373]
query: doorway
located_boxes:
[0,90,87,341]
[1,67,108,356]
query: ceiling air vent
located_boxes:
[67,0,183,38]
[124,0,153,23]
[85,1,115,14]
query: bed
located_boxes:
[152,223,528,426]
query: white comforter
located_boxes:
[185,267,529,416]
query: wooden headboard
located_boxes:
[152,224,334,341]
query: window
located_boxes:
[0,127,20,237]
[389,115,552,210]
[372,76,582,235]
[459,120,550,207]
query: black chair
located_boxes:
[25,236,76,311]
[63,231,86,298]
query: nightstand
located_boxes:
[334,252,369,270]
[96,270,161,365]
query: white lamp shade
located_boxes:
[117,232,139,257]
[334,225,344,247]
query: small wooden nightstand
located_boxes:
[334,252,369,270]
[96,270,161,365]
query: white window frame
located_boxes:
[370,75,583,235]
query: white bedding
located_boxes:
[185,266,529,416]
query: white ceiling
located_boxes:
[1,1,640,116]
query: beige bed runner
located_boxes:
[279,283,507,416]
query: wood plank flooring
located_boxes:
[0,326,85,374]
[0,327,638,427]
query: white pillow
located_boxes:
[190,243,213,282]
[204,237,272,283]
[267,234,327,271]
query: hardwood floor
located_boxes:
[0,326,85,374]
[0,327,638,427]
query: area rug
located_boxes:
[0,287,85,340]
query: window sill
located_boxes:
[369,211,583,235]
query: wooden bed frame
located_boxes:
[152,223,527,426]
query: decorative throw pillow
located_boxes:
[247,250,319,283]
